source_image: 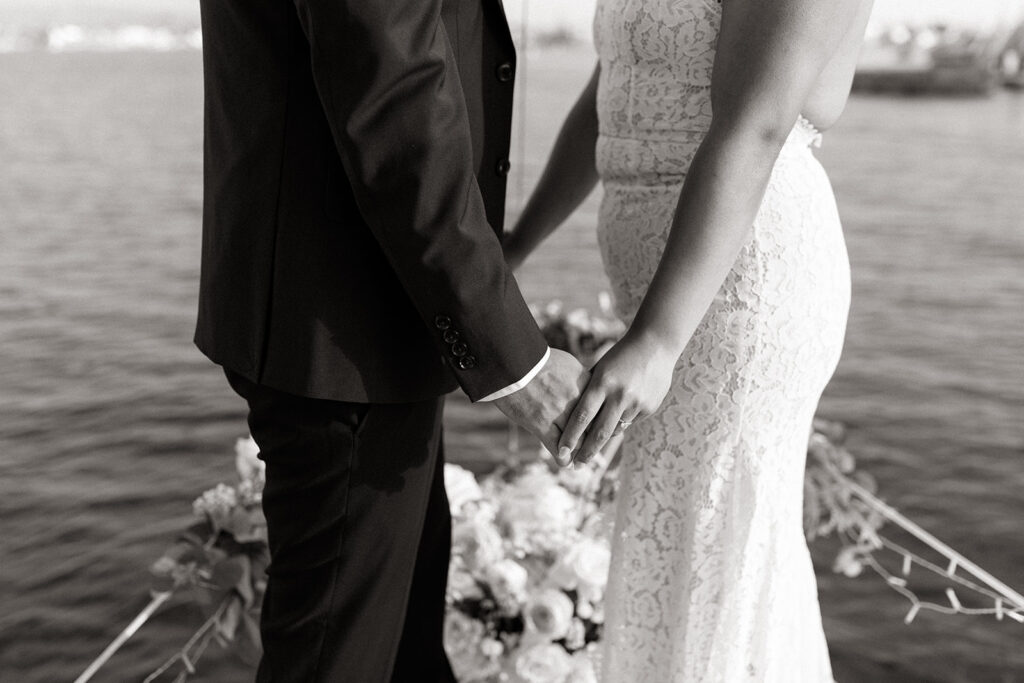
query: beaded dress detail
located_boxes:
[593,0,846,680]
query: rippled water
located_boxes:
[0,49,1021,682]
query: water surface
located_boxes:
[0,49,1021,681]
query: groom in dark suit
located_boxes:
[195,0,587,680]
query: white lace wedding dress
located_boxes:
[593,0,848,681]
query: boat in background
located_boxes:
[854,24,1000,96]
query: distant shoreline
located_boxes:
[0,0,1017,33]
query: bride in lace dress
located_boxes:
[504,0,874,680]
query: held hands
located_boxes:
[493,349,590,467]
[558,330,677,465]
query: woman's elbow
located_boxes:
[751,119,792,147]
[706,112,792,157]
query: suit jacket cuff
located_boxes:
[475,347,551,402]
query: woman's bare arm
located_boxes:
[503,65,601,270]
[561,0,869,463]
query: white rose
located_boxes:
[192,483,237,530]
[565,652,598,683]
[523,589,575,641]
[480,637,504,659]
[564,618,586,651]
[557,462,596,495]
[234,436,265,486]
[443,610,482,657]
[443,611,499,681]
[579,510,613,540]
[549,538,611,602]
[236,477,262,506]
[513,643,574,683]
[499,480,579,552]
[462,498,498,523]
[452,519,505,572]
[573,539,611,602]
[448,564,484,601]
[444,464,483,517]
[484,559,529,608]
[833,545,864,578]
[518,462,561,486]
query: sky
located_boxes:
[1,0,1022,32]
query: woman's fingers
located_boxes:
[574,400,625,465]
[557,385,606,465]
[612,408,641,437]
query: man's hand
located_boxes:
[493,349,589,466]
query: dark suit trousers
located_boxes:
[226,370,457,683]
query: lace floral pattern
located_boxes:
[593,1,847,681]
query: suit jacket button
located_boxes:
[496,62,514,82]
[450,341,468,357]
[495,158,511,176]
[458,355,477,370]
[434,315,452,330]
[443,329,460,344]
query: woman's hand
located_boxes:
[558,329,679,465]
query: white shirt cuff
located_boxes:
[476,347,551,402]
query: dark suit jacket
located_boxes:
[194,0,547,403]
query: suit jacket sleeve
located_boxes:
[291,0,547,401]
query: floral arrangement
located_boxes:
[802,419,885,577]
[76,300,1023,683]
[128,300,885,683]
[442,460,615,683]
[440,416,888,683]
[97,417,1018,683]
[143,437,268,681]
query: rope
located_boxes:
[822,457,1024,616]
[140,597,232,683]
[74,591,174,683]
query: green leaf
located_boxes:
[204,545,229,564]
[210,556,247,592]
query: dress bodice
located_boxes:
[593,0,821,186]
[594,0,723,141]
